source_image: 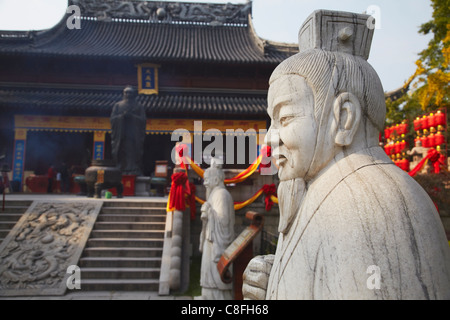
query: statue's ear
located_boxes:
[333,92,361,147]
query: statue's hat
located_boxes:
[298,10,375,60]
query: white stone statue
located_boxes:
[198,159,235,300]
[242,10,450,300]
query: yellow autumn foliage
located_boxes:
[407,25,450,110]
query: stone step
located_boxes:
[86,238,164,248]
[82,247,163,258]
[79,257,162,268]
[0,221,17,230]
[79,279,160,291]
[100,207,167,215]
[89,230,165,239]
[0,213,24,222]
[102,201,166,208]
[0,230,10,239]
[0,206,29,213]
[76,200,168,292]
[80,267,161,279]
[97,214,166,223]
[2,200,32,207]
[93,222,166,231]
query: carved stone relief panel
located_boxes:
[0,201,102,296]
[71,0,252,25]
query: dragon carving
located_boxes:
[0,201,101,295]
[70,0,251,25]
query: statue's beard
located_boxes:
[277,178,306,234]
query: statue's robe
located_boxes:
[200,186,235,299]
[267,147,450,299]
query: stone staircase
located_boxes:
[79,200,167,291]
[0,200,31,244]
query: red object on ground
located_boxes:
[110,175,136,196]
[25,175,48,193]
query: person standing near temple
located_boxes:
[47,165,56,193]
[60,162,70,193]
[110,86,146,176]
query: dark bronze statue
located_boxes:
[110,86,146,176]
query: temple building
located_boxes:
[0,0,298,191]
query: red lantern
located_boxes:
[435,110,446,126]
[384,143,392,155]
[435,131,445,146]
[399,158,409,172]
[420,136,429,148]
[413,117,421,131]
[384,127,391,139]
[427,113,436,128]
[428,133,436,147]
[394,141,401,154]
[399,140,407,152]
[399,122,408,135]
[421,115,428,130]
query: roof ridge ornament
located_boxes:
[298,10,375,60]
[70,0,252,26]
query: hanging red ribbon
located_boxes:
[195,184,278,212]
[167,172,189,212]
[259,145,272,172]
[408,148,442,177]
[262,183,277,211]
[176,144,189,170]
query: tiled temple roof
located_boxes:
[0,86,268,118]
[0,0,297,64]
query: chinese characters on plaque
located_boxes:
[138,64,159,95]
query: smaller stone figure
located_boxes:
[110,86,146,176]
[407,140,430,172]
[199,159,235,300]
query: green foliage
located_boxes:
[418,0,450,69]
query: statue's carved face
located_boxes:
[266,75,318,181]
[123,87,137,100]
[203,170,219,189]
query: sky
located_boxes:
[0,0,434,92]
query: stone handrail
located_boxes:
[158,209,183,295]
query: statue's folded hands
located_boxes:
[242,254,274,300]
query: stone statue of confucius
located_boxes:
[242,10,450,300]
[110,86,146,176]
